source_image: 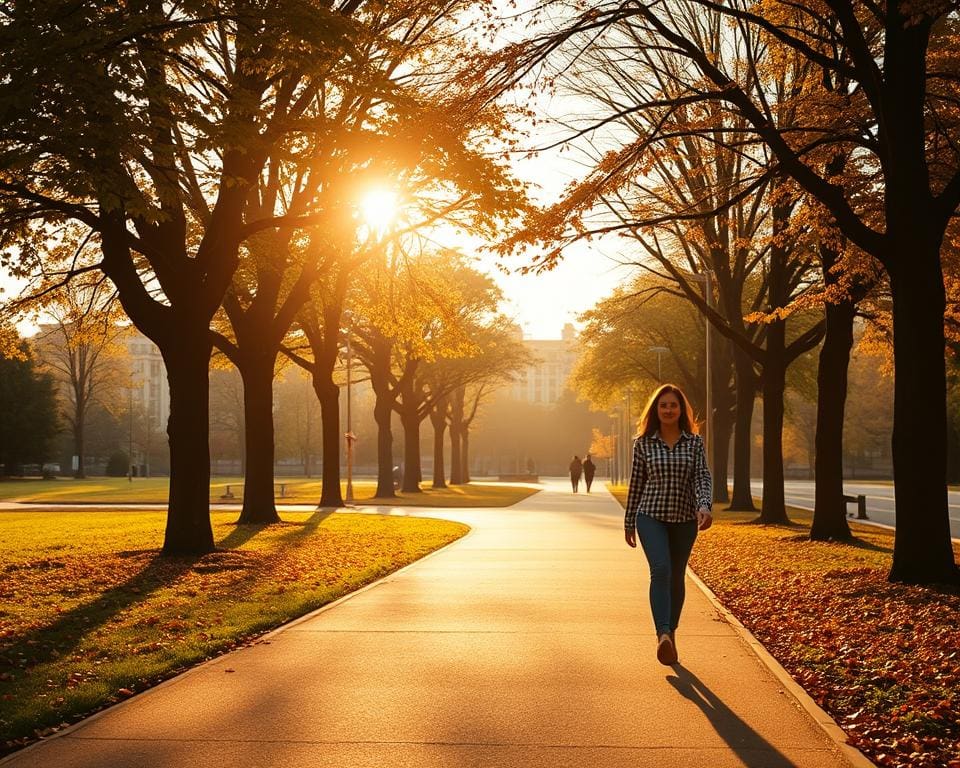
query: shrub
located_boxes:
[105,451,129,477]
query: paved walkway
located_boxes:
[4,482,853,767]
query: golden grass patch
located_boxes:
[0,508,467,754]
[0,478,538,507]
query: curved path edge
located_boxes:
[686,570,875,768]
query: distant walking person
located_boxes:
[568,455,583,493]
[582,454,596,492]
[624,384,712,666]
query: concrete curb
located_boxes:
[686,568,876,768]
[0,524,474,766]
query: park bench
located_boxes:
[219,483,290,500]
[843,493,868,519]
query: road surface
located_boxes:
[748,479,960,540]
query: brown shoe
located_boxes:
[656,633,678,665]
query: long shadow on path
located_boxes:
[666,665,798,768]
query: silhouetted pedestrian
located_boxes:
[569,455,582,492]
[624,384,712,667]
[582,454,596,492]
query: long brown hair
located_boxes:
[637,384,698,437]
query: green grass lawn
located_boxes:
[0,507,469,754]
[0,477,539,507]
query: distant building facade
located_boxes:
[30,323,170,475]
[465,323,610,477]
[125,330,169,431]
[507,322,579,404]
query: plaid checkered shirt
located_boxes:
[624,431,712,529]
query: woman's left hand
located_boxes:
[696,507,713,531]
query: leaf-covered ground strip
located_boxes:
[608,486,960,768]
[0,508,468,755]
[690,517,960,768]
[0,477,538,507]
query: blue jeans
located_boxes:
[634,514,698,635]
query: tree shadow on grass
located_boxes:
[214,508,339,556]
[0,548,263,749]
[0,553,203,678]
[837,536,890,554]
[739,517,808,529]
[778,532,891,554]
[274,508,336,544]
[217,522,277,551]
[665,664,799,768]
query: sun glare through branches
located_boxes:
[360,188,398,240]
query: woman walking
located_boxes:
[624,384,712,665]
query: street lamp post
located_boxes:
[127,380,134,482]
[686,271,714,479]
[623,392,632,483]
[610,412,618,484]
[617,401,630,484]
[344,311,355,504]
[648,346,669,382]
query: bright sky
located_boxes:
[474,110,635,340]
[401,117,634,341]
[423,141,634,342]
[488,244,628,341]
[472,2,639,340]
[475,155,630,341]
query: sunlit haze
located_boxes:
[483,241,628,341]
[360,188,398,239]
[477,125,632,341]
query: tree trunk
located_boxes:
[449,422,463,484]
[712,405,732,504]
[161,336,215,555]
[759,322,789,524]
[237,353,280,524]
[810,299,855,541]
[709,344,734,504]
[449,388,465,484]
[714,333,735,504]
[430,406,447,489]
[728,348,758,510]
[73,417,86,479]
[395,359,423,494]
[880,15,958,582]
[400,405,422,493]
[461,430,471,483]
[360,333,397,499]
[372,378,396,498]
[316,376,344,508]
[888,248,957,582]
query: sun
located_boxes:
[360,188,398,238]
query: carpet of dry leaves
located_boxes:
[689,514,960,768]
